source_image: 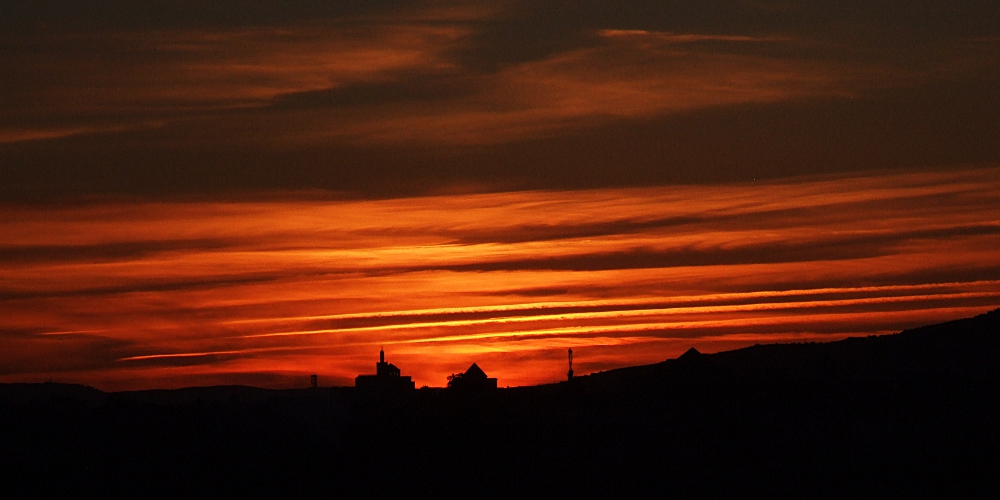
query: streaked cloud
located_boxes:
[1,23,859,146]
[0,6,963,148]
[1,23,468,143]
[2,2,999,389]
[313,38,864,145]
[0,125,140,145]
[598,29,793,43]
[2,167,999,389]
[2,1,997,199]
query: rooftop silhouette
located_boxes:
[354,348,415,392]
[446,362,498,391]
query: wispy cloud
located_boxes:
[599,29,793,43]
[2,167,999,389]
[0,125,141,144]
[300,30,877,145]
[0,13,912,147]
[0,23,468,144]
[3,0,998,205]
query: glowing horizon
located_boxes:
[2,167,999,390]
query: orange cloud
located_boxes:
[599,29,793,43]
[1,17,898,148]
[1,23,468,143]
[0,125,133,144]
[3,2,997,154]
[304,32,875,145]
[2,167,1000,389]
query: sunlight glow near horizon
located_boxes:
[2,167,1000,390]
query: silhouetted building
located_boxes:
[310,374,318,388]
[568,348,574,381]
[672,347,707,372]
[678,347,702,362]
[447,363,498,391]
[355,348,415,392]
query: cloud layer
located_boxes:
[2,167,999,389]
[2,1,998,198]
[2,2,999,388]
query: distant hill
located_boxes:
[577,308,1000,391]
[0,381,108,407]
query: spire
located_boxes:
[380,347,385,364]
[568,348,574,381]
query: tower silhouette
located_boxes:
[355,348,414,392]
[568,349,574,381]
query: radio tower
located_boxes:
[567,348,574,381]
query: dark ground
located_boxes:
[3,310,1000,498]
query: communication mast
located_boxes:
[567,348,574,381]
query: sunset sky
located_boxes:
[2,1,999,390]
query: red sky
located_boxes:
[3,168,999,389]
[2,1,999,389]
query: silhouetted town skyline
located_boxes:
[354,348,506,392]
[351,347,586,391]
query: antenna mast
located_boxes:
[567,348,574,381]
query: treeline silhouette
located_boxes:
[3,310,1000,497]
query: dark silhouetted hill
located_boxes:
[3,309,999,498]
[577,308,1000,391]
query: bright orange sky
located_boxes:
[2,2,1000,390]
[3,167,999,389]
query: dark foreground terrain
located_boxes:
[4,310,1000,498]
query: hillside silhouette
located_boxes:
[3,309,1000,497]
